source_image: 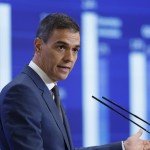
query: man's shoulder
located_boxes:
[0,66,35,93]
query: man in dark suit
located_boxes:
[0,13,150,150]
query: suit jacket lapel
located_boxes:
[42,90,71,150]
[22,66,71,150]
[61,104,73,150]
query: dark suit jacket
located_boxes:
[0,66,122,150]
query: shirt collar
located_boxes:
[29,61,55,90]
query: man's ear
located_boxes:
[34,37,43,53]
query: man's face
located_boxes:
[34,29,80,83]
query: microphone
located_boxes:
[92,95,150,134]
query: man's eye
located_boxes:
[58,45,66,51]
[73,48,79,54]
[59,46,64,50]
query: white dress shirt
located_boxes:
[28,61,55,91]
[122,141,125,150]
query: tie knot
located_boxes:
[51,85,59,97]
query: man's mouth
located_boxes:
[57,65,71,72]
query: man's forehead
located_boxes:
[50,28,80,36]
[49,29,80,45]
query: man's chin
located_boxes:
[59,75,69,81]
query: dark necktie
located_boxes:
[51,85,63,121]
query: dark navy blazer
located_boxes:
[0,66,122,150]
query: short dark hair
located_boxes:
[36,13,80,43]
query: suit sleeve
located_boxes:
[74,142,122,150]
[0,84,44,150]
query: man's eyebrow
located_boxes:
[75,45,80,49]
[55,41,80,48]
[55,41,68,45]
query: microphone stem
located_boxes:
[102,96,150,125]
[92,96,150,134]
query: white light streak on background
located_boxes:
[141,25,150,39]
[81,12,100,146]
[99,43,110,144]
[99,28,122,39]
[99,16,122,28]
[99,16,122,39]
[0,3,11,91]
[129,52,147,139]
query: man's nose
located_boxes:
[63,50,74,62]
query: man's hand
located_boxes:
[124,129,150,150]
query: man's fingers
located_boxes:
[143,140,150,150]
[133,129,143,138]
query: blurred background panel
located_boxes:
[0,0,150,148]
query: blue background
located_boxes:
[1,0,150,148]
